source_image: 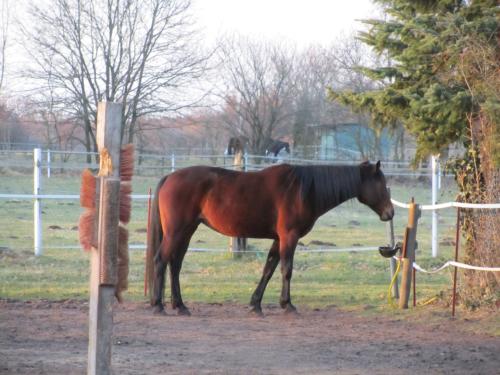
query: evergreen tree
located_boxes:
[330,0,499,306]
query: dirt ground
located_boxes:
[0,299,499,375]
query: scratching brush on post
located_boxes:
[119,183,132,224]
[119,144,134,182]
[114,144,135,302]
[115,225,130,302]
[80,169,96,209]
[79,209,96,251]
[79,169,98,251]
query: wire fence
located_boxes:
[0,148,434,176]
[0,147,462,257]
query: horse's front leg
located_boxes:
[279,234,299,314]
[250,240,280,315]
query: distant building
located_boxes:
[312,123,397,161]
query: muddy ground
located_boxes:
[0,299,499,374]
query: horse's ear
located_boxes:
[376,160,381,171]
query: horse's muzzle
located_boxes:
[380,206,395,222]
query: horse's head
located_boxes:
[357,161,394,222]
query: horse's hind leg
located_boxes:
[278,233,299,314]
[169,236,192,316]
[152,228,194,315]
[249,240,279,315]
[152,242,168,315]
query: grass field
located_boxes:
[0,168,465,314]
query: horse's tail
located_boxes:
[146,174,169,305]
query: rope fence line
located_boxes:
[389,198,500,272]
[410,259,500,273]
[389,253,500,274]
[388,196,499,315]
[391,198,500,210]
[21,244,380,254]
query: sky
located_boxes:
[192,0,379,48]
[2,0,380,97]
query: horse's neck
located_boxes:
[318,189,358,217]
[315,166,360,216]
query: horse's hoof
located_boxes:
[153,306,167,316]
[177,306,191,316]
[248,306,264,317]
[283,304,298,315]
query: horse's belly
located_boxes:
[199,209,276,239]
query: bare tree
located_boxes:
[292,45,340,156]
[0,0,10,93]
[330,35,380,92]
[330,34,407,160]
[217,36,296,154]
[22,0,210,159]
[0,102,19,148]
[24,83,81,157]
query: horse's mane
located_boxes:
[290,165,361,213]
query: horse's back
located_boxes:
[157,164,297,238]
[158,166,224,208]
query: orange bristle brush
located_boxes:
[79,208,96,251]
[79,168,98,251]
[115,143,134,302]
[80,169,97,209]
[119,183,132,224]
[115,225,130,303]
[119,144,135,182]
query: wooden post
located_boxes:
[399,200,420,309]
[88,102,123,375]
[145,187,152,297]
[385,188,399,298]
[431,154,440,257]
[230,149,247,256]
[47,149,51,178]
[33,148,42,256]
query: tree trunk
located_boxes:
[459,115,500,308]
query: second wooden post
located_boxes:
[229,149,247,257]
[399,200,420,309]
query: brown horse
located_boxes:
[146,161,394,316]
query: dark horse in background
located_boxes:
[225,136,289,159]
[146,161,394,316]
[265,139,290,158]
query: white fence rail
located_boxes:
[2,147,495,257]
[0,148,436,176]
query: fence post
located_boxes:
[145,187,152,297]
[399,199,420,309]
[229,150,247,256]
[171,152,175,172]
[33,148,43,256]
[431,154,440,257]
[88,101,123,375]
[46,149,51,178]
[385,188,399,298]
